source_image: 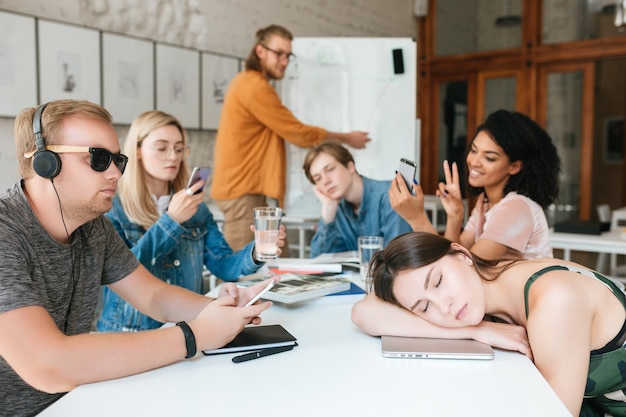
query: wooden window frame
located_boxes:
[417,0,626,218]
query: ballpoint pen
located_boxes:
[231,345,295,363]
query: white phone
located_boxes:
[244,280,275,306]
[398,158,417,192]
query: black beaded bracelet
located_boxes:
[176,321,197,359]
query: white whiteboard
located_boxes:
[280,37,417,216]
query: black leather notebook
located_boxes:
[202,324,297,355]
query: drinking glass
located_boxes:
[358,236,383,292]
[253,207,283,261]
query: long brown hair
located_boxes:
[370,232,515,306]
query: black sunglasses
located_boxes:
[26,145,129,174]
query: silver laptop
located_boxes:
[381,335,494,360]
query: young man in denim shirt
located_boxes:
[303,142,412,257]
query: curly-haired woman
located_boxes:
[389,109,561,261]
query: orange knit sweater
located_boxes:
[211,70,327,204]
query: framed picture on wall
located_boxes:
[156,43,200,129]
[0,11,37,116]
[201,53,240,129]
[102,33,155,125]
[38,20,101,104]
[603,116,624,164]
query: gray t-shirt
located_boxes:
[0,182,140,416]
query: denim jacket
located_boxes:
[309,176,412,257]
[97,195,261,332]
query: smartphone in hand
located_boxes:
[398,158,417,192]
[186,166,211,195]
[244,280,275,306]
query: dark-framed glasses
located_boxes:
[25,145,128,174]
[260,44,296,62]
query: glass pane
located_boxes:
[592,58,626,213]
[545,71,584,225]
[484,76,517,116]
[439,81,468,189]
[435,0,521,56]
[543,0,626,44]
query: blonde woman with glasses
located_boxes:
[97,110,284,332]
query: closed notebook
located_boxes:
[202,324,297,355]
[381,336,494,360]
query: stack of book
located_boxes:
[266,251,360,275]
[237,273,352,304]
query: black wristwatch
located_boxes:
[176,321,197,359]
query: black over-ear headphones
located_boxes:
[32,103,62,179]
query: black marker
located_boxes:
[231,345,294,363]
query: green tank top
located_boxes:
[523,265,626,416]
[523,265,626,318]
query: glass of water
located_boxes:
[358,236,383,292]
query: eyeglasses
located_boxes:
[260,44,296,62]
[143,143,189,161]
[25,145,128,174]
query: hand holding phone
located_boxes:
[397,158,417,192]
[244,280,275,307]
[186,166,211,195]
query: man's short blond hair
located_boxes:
[15,99,112,179]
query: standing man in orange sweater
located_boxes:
[211,24,370,251]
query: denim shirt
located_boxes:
[97,195,261,332]
[309,176,412,257]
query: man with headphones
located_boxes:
[0,99,278,416]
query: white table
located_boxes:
[549,228,626,276]
[39,296,569,417]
